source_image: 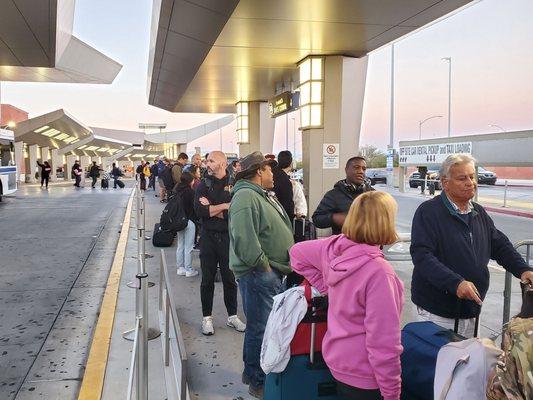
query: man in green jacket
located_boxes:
[229,151,294,398]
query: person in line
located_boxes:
[272,150,295,221]
[160,158,175,202]
[143,161,152,189]
[194,151,245,336]
[172,152,189,186]
[157,156,166,199]
[227,159,241,186]
[175,172,199,278]
[191,153,203,171]
[37,160,52,189]
[88,161,101,189]
[149,160,158,191]
[290,191,404,400]
[410,154,533,336]
[312,156,374,234]
[111,163,123,189]
[136,161,146,190]
[72,160,82,188]
[229,151,294,398]
[292,176,307,218]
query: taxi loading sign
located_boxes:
[323,143,340,169]
[399,142,472,165]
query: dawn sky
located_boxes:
[1,0,532,158]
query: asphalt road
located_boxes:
[0,182,131,400]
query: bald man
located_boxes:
[194,151,245,336]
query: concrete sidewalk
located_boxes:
[94,186,528,400]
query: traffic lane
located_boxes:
[0,183,131,400]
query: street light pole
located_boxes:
[419,115,443,140]
[488,124,506,133]
[442,57,452,137]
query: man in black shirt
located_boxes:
[272,150,295,221]
[194,151,245,336]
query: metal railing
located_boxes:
[502,239,533,324]
[126,184,150,400]
[158,249,188,399]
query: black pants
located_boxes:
[336,381,383,400]
[148,176,156,190]
[41,175,49,188]
[91,176,97,187]
[199,229,237,317]
[74,175,81,187]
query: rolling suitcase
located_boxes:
[116,179,125,189]
[400,310,480,400]
[264,282,337,400]
[152,223,174,247]
[101,178,109,189]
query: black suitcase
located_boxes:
[116,180,125,189]
[152,223,174,247]
[101,178,109,189]
[293,217,317,243]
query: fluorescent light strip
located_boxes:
[54,133,69,141]
[34,125,50,133]
[78,145,88,150]
[85,146,99,151]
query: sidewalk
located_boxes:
[495,179,533,187]
[88,186,527,400]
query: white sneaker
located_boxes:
[177,267,186,276]
[185,269,199,277]
[202,316,214,336]
[227,315,246,332]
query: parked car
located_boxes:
[477,166,497,185]
[409,169,441,190]
[366,168,388,185]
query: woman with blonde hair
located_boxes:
[289,191,404,400]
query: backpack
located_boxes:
[160,194,188,233]
[160,166,174,190]
[434,337,502,400]
[486,317,533,400]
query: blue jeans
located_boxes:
[176,220,195,272]
[238,268,283,388]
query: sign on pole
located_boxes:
[386,149,394,172]
[398,142,472,165]
[323,143,339,169]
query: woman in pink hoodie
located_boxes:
[289,191,404,400]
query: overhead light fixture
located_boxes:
[85,146,99,151]
[54,133,69,141]
[78,145,88,150]
[34,125,50,133]
[236,101,249,144]
[97,147,110,152]
[41,128,61,137]
[62,136,78,143]
[298,56,324,129]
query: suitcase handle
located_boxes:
[453,300,480,337]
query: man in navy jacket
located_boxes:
[410,154,533,336]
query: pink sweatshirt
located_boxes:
[289,235,404,400]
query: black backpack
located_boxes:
[160,194,188,232]
[160,167,174,190]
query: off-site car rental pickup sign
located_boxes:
[399,142,472,165]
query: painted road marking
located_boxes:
[78,189,135,400]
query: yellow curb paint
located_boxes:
[78,190,135,400]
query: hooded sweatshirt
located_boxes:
[229,179,294,278]
[289,235,404,400]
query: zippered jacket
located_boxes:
[410,193,531,318]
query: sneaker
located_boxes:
[185,269,199,277]
[248,384,264,399]
[177,267,186,276]
[202,316,214,336]
[227,315,246,332]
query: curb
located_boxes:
[484,206,533,219]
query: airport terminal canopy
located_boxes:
[0,0,121,83]
[14,109,92,148]
[147,0,474,113]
